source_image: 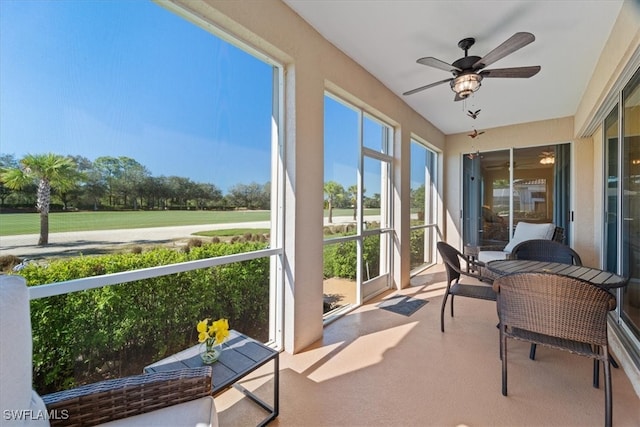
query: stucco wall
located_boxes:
[575,0,640,137]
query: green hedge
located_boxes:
[323,235,380,280]
[410,228,425,268]
[18,242,269,393]
[18,228,424,393]
[323,229,425,279]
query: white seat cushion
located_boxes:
[503,222,555,253]
[98,396,218,427]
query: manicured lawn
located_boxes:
[0,208,380,236]
[0,210,270,236]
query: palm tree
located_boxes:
[1,153,77,245]
[323,181,344,224]
[347,184,360,221]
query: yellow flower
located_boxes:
[197,317,229,346]
[213,318,229,344]
[197,319,209,333]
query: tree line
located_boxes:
[322,180,426,222]
[0,152,423,245]
[0,152,272,245]
[0,153,270,212]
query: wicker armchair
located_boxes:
[477,224,564,264]
[508,239,582,265]
[0,275,218,427]
[508,239,583,361]
[436,242,497,332]
[493,272,616,427]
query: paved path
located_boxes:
[0,222,271,258]
[0,215,374,259]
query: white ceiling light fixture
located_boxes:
[451,73,483,99]
[539,153,555,164]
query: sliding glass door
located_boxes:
[604,67,640,348]
[463,149,509,246]
[463,144,570,248]
[618,67,640,341]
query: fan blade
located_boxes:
[403,78,452,96]
[480,66,541,78]
[472,32,535,70]
[417,57,461,73]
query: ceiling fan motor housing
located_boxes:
[452,56,482,72]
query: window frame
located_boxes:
[21,2,287,350]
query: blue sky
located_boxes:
[324,96,359,189]
[0,0,274,192]
[1,0,421,196]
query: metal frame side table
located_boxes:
[144,330,279,426]
[464,244,481,273]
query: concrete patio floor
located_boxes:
[215,265,639,426]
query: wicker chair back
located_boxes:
[495,272,615,344]
[437,241,463,284]
[508,239,582,265]
[493,272,616,427]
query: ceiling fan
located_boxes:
[403,32,541,101]
[539,150,555,164]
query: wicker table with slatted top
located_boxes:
[144,330,279,426]
[486,260,628,290]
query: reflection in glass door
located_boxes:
[463,150,510,247]
[463,144,570,248]
[604,106,619,274]
[604,67,640,349]
[621,67,640,339]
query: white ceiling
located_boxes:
[283,0,626,135]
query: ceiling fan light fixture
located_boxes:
[451,73,482,98]
[539,156,555,165]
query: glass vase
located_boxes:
[200,342,221,364]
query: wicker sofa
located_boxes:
[0,275,218,427]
